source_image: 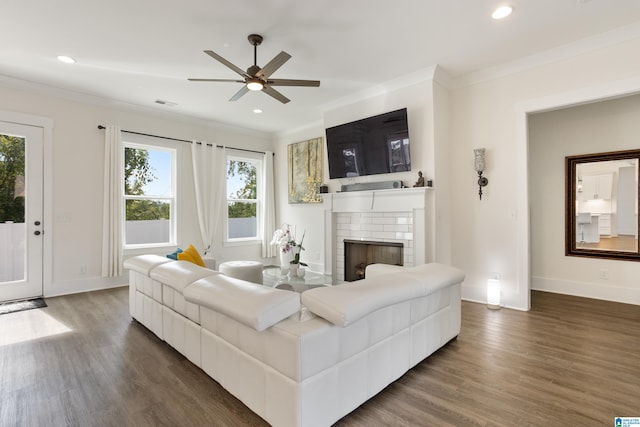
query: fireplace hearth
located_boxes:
[344,239,403,281]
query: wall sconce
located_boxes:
[474,148,489,200]
[577,176,583,193]
[487,274,501,310]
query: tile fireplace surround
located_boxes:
[322,187,430,281]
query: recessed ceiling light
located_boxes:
[492,5,513,20]
[253,108,263,114]
[57,55,76,64]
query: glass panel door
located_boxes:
[0,122,43,301]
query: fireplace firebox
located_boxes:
[344,239,403,282]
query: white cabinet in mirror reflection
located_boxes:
[577,173,613,201]
[598,213,612,235]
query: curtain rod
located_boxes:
[97,125,269,155]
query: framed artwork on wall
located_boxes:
[288,137,324,204]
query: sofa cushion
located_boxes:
[302,263,465,327]
[365,263,405,278]
[177,244,206,267]
[166,247,183,260]
[150,260,220,293]
[184,274,301,332]
[123,254,172,276]
[402,263,466,294]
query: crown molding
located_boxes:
[318,66,439,112]
[453,21,640,89]
[275,119,324,140]
[0,73,270,139]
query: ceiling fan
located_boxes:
[188,34,320,104]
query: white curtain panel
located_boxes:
[191,142,226,256]
[261,151,277,258]
[101,125,123,277]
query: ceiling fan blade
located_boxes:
[268,78,321,87]
[188,78,245,83]
[229,85,250,101]
[204,50,248,77]
[262,86,290,104]
[256,51,291,79]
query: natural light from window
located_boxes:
[0,309,72,346]
[226,153,261,241]
[123,143,176,247]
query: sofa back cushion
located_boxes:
[150,260,220,293]
[184,275,301,332]
[302,263,465,327]
[123,254,172,276]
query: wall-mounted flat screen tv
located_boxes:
[325,108,411,179]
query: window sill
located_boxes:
[224,239,262,248]
[124,243,176,256]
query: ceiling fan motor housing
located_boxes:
[248,34,263,46]
[247,65,261,77]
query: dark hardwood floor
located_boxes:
[1,287,638,426]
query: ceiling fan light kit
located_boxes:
[189,34,320,104]
[246,79,264,91]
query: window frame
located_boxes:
[122,140,177,250]
[225,150,263,245]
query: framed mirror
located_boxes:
[566,149,640,261]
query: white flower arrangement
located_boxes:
[271,223,306,265]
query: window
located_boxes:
[123,142,176,247]
[226,151,262,241]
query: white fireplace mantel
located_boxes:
[322,187,429,212]
[322,187,431,277]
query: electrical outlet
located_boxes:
[599,270,609,280]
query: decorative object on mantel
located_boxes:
[271,224,307,274]
[288,137,324,204]
[473,148,489,200]
[413,171,425,187]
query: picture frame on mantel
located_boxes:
[288,137,324,204]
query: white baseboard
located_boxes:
[461,284,528,311]
[531,276,640,305]
[617,228,638,237]
[45,275,127,298]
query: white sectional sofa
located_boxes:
[124,255,465,427]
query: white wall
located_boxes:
[274,68,452,274]
[529,95,640,305]
[273,123,327,273]
[0,81,272,296]
[450,36,640,309]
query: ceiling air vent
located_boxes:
[155,99,178,107]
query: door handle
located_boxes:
[34,230,41,236]
[34,221,41,226]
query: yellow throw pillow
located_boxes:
[177,244,206,267]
